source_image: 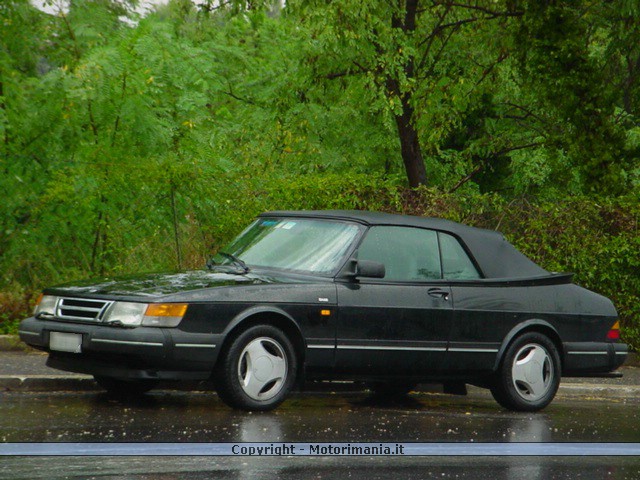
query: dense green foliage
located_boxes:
[0,1,638,346]
[190,179,640,350]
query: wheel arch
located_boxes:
[493,320,564,372]
[218,306,306,377]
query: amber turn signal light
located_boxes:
[145,303,188,317]
[607,320,620,340]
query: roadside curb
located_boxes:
[0,375,100,392]
[2,375,639,398]
[554,383,640,399]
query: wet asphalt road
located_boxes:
[1,390,640,479]
[2,389,640,443]
[4,455,640,480]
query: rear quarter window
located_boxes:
[439,233,481,280]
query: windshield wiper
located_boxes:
[218,252,250,273]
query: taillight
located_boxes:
[607,320,621,340]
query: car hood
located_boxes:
[45,269,312,299]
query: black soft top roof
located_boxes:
[262,210,548,279]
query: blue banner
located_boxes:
[1,442,640,456]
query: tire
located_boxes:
[215,325,297,411]
[490,332,561,412]
[94,376,158,396]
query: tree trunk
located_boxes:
[395,102,428,187]
[392,0,428,188]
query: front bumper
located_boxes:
[19,316,223,380]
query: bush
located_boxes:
[388,189,640,350]
[0,285,37,335]
[201,177,640,348]
[1,172,637,350]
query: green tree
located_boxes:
[289,0,639,194]
[290,0,525,187]
[511,1,631,195]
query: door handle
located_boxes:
[428,288,450,301]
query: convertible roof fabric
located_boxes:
[263,210,549,279]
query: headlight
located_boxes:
[103,302,188,328]
[34,295,58,316]
[103,302,148,327]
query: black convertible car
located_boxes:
[19,210,627,411]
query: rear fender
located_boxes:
[493,319,562,371]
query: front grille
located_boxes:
[56,298,112,322]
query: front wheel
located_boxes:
[215,325,297,411]
[490,332,561,412]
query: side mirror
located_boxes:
[354,259,386,279]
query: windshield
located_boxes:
[217,217,363,275]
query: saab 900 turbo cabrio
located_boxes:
[19,210,628,411]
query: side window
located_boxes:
[358,226,441,281]
[439,232,481,279]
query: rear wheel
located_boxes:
[93,376,158,396]
[490,332,560,412]
[215,325,297,411]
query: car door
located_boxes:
[436,231,509,373]
[334,226,453,375]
